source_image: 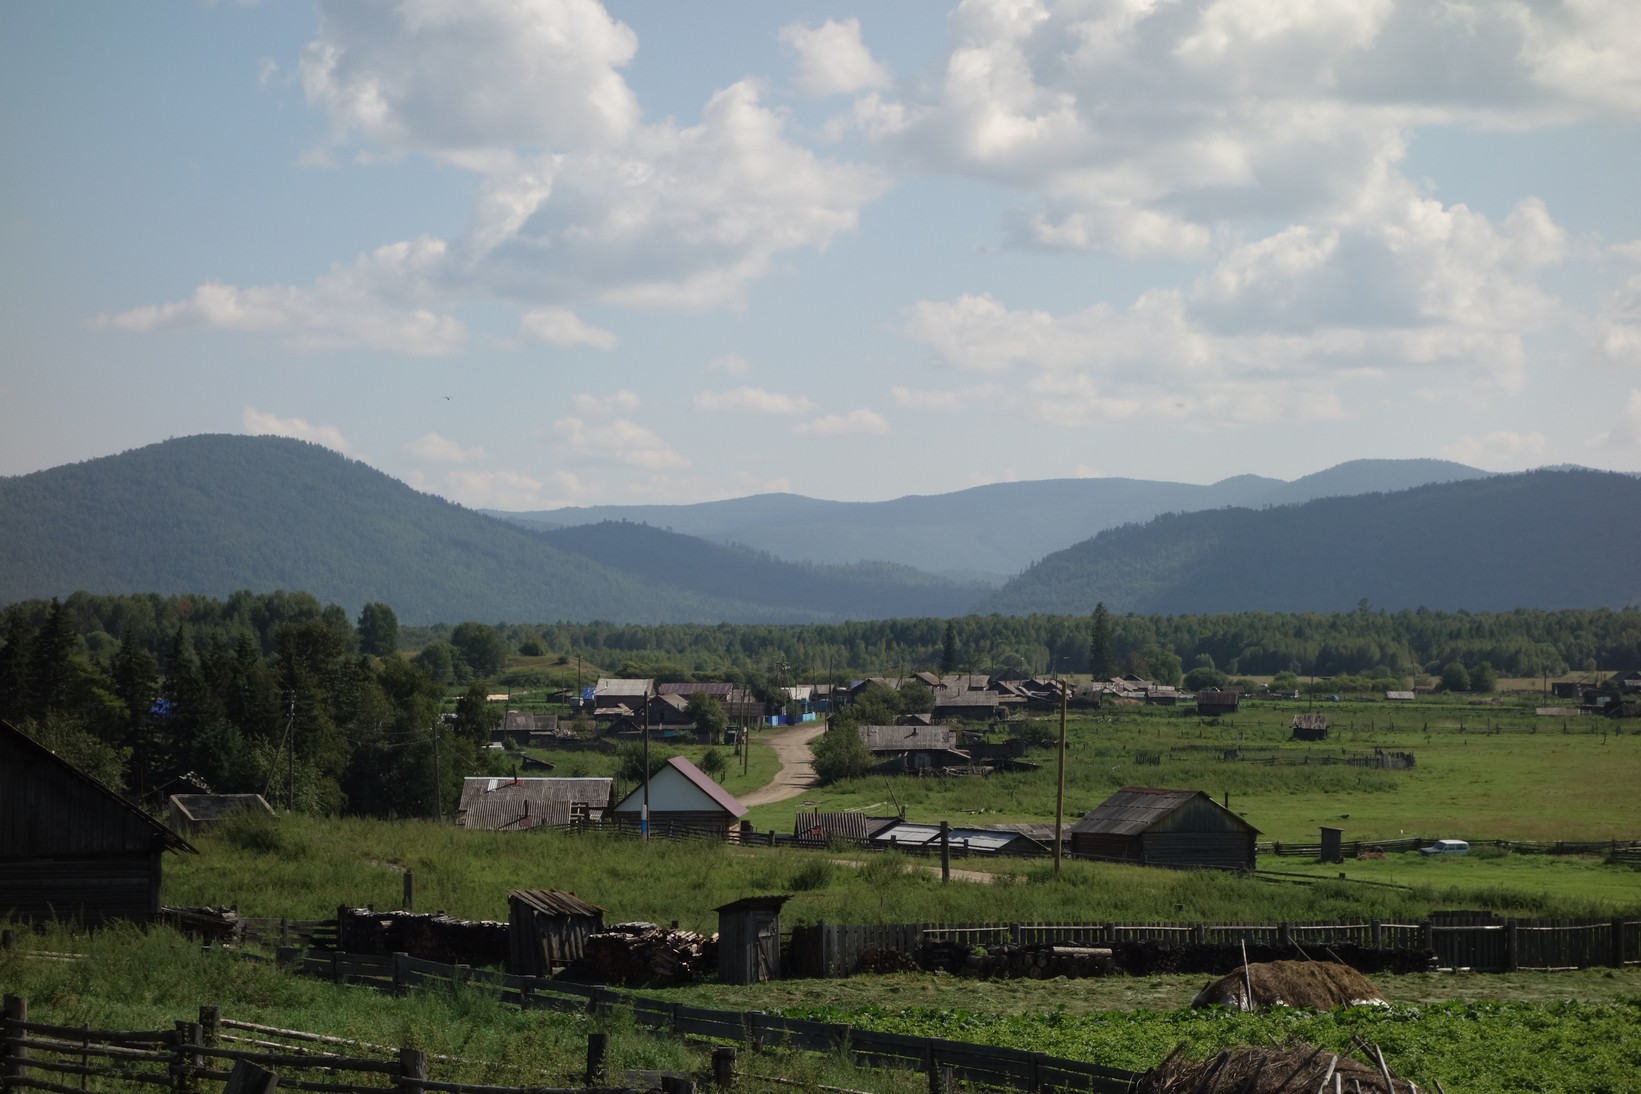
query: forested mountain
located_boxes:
[494,458,1487,577]
[0,435,981,625]
[538,522,989,619]
[983,469,1641,616]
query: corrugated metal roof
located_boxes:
[1070,787,1214,836]
[663,755,747,818]
[595,678,652,697]
[870,823,1040,854]
[657,682,734,697]
[510,889,605,917]
[462,798,571,830]
[793,811,900,841]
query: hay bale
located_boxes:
[1134,1042,1416,1094]
[1190,960,1386,1011]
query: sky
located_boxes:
[4,0,1641,510]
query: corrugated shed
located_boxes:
[793,811,900,841]
[457,777,612,830]
[857,724,959,752]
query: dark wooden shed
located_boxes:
[1070,787,1259,871]
[507,889,605,977]
[1,721,194,924]
[715,895,791,985]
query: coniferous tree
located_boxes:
[939,622,959,675]
[1088,602,1113,679]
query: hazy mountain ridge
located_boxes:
[982,469,1641,615]
[494,459,1488,577]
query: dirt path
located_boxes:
[738,721,828,807]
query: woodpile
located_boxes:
[857,947,919,974]
[1191,960,1387,1011]
[1134,1042,1423,1094]
[582,922,718,984]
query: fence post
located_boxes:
[393,952,408,997]
[712,1046,737,1090]
[397,1047,426,1094]
[585,1033,608,1085]
[1279,923,1292,949]
[3,995,28,1091]
[173,1021,202,1094]
[1371,920,1384,950]
[940,822,950,883]
[1613,918,1627,968]
[1010,922,1022,946]
[198,1006,219,1048]
[1506,921,1519,971]
[1421,921,1435,954]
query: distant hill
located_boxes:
[0,435,984,625]
[538,522,990,619]
[981,469,1641,615]
[495,459,1486,578]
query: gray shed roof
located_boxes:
[1070,786,1260,836]
[857,724,960,752]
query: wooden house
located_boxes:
[1195,689,1242,715]
[457,776,612,830]
[856,724,970,773]
[508,889,605,977]
[166,793,276,837]
[609,756,747,836]
[1070,787,1258,871]
[1,721,194,924]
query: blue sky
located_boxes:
[4,0,1641,509]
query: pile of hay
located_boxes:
[1134,1043,1418,1094]
[1191,960,1387,1011]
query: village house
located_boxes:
[457,776,613,830]
[1070,786,1259,871]
[856,724,969,773]
[609,755,747,837]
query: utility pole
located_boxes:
[287,691,296,814]
[431,720,442,822]
[1054,676,1067,877]
[641,680,651,841]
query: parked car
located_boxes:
[1419,839,1469,856]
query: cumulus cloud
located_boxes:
[794,408,890,436]
[1589,389,1641,452]
[1600,274,1641,363]
[299,0,641,164]
[571,390,640,415]
[242,408,354,453]
[707,353,752,374]
[890,382,1007,411]
[439,467,592,509]
[98,238,465,355]
[520,307,619,349]
[554,415,686,468]
[692,387,816,414]
[404,433,485,464]
[1439,431,1551,469]
[780,18,891,98]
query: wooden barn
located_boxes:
[507,889,605,977]
[1,721,194,924]
[609,755,747,837]
[1290,713,1330,741]
[1070,786,1258,871]
[1196,689,1242,715]
[457,776,613,830]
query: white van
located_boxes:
[1419,839,1469,856]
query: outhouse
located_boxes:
[715,895,791,984]
[508,889,605,977]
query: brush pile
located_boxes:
[582,922,718,984]
[1190,960,1386,1011]
[1134,1043,1421,1094]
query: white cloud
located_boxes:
[1439,431,1550,469]
[571,390,640,415]
[707,353,752,375]
[98,238,465,355]
[1600,274,1641,363]
[241,408,354,453]
[780,18,891,98]
[404,433,485,464]
[438,467,597,509]
[299,0,641,163]
[520,307,619,350]
[794,408,890,436]
[692,387,817,414]
[554,415,686,469]
[1589,389,1641,452]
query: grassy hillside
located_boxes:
[984,469,1641,615]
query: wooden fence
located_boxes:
[252,951,1143,1093]
[0,995,648,1094]
[790,915,1641,978]
[1259,836,1641,859]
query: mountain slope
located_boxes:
[496,460,1485,577]
[537,522,989,619]
[0,436,822,625]
[982,469,1641,615]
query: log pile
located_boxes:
[857,946,919,974]
[582,922,718,984]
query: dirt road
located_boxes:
[738,721,828,807]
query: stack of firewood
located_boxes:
[583,922,719,984]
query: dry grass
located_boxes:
[1190,961,1386,1011]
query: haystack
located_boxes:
[1190,960,1386,1011]
[1134,1043,1418,1094]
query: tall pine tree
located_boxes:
[1089,602,1113,679]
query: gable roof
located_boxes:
[611,755,747,818]
[458,776,613,830]
[1071,786,1260,837]
[1,721,194,855]
[857,724,960,751]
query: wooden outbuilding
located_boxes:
[1,720,194,924]
[507,889,605,976]
[1196,689,1242,715]
[1070,786,1259,871]
[1290,713,1330,741]
[715,894,791,984]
